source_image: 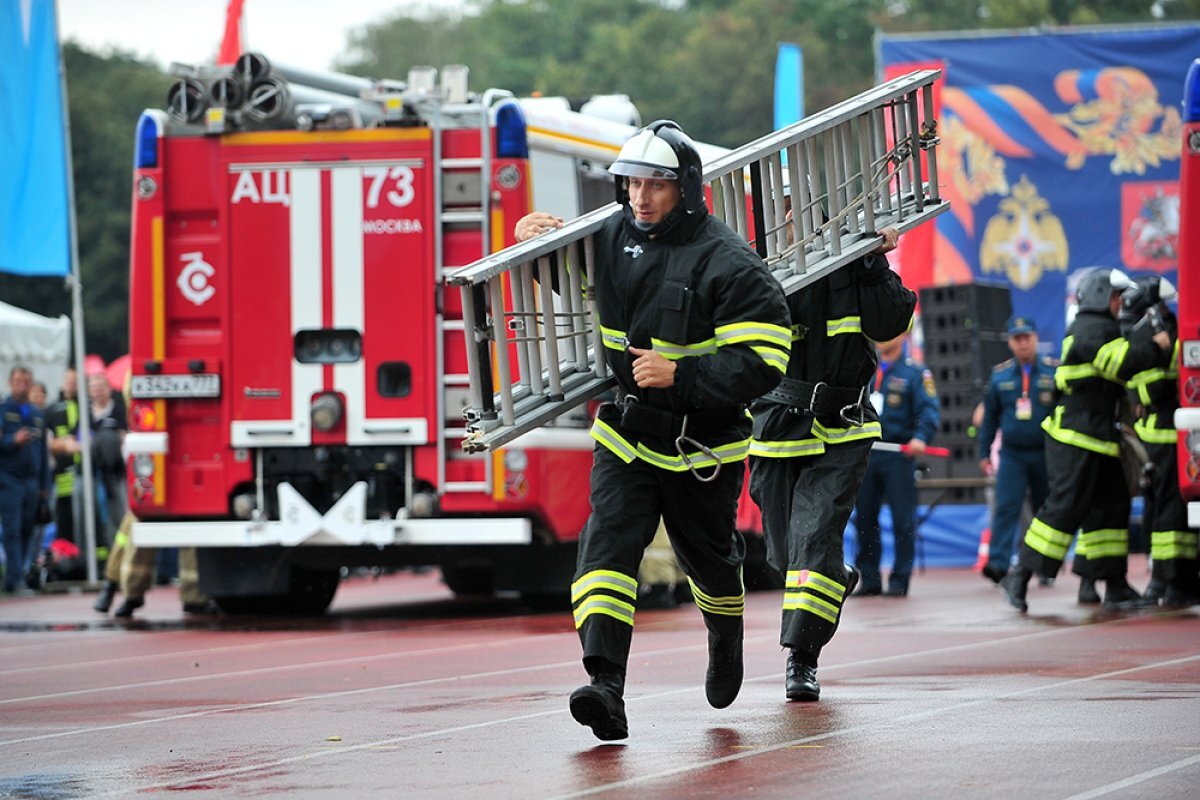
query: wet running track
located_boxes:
[1,558,1197,799]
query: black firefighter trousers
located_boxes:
[749,437,871,665]
[572,445,746,675]
[1020,436,1131,581]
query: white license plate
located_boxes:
[131,374,221,399]
[1184,340,1200,369]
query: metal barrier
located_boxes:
[446,69,947,452]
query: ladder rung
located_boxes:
[443,481,490,493]
[442,158,483,170]
[443,210,484,224]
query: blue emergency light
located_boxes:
[1186,58,1200,124]
[134,111,163,169]
[494,99,529,159]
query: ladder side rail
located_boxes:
[699,70,939,178]
[446,203,616,288]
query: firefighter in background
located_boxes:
[46,368,81,545]
[1,366,48,594]
[515,120,790,740]
[976,316,1056,584]
[851,331,940,597]
[748,183,914,700]
[92,511,217,617]
[638,519,690,609]
[1001,268,1171,612]
[1121,276,1198,607]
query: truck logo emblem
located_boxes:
[177,252,215,306]
[623,244,643,259]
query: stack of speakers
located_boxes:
[917,282,1013,504]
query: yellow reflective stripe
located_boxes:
[591,419,638,463]
[783,591,839,624]
[1150,530,1200,560]
[1128,367,1168,405]
[634,438,750,471]
[1094,338,1130,381]
[784,570,804,588]
[813,419,881,443]
[573,597,636,628]
[751,345,789,373]
[714,321,792,349]
[688,577,745,617]
[54,471,75,496]
[600,325,628,351]
[1134,415,1177,444]
[749,438,826,458]
[1078,528,1128,559]
[1026,517,1073,560]
[571,569,638,603]
[651,336,718,359]
[826,316,863,337]
[1055,362,1099,391]
[1041,409,1119,456]
[802,570,847,602]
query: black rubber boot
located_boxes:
[113,597,145,618]
[1161,581,1200,609]
[785,650,820,702]
[1077,577,1101,605]
[1102,577,1156,610]
[705,620,743,709]
[1143,577,1166,602]
[1001,567,1032,612]
[93,581,118,613]
[569,666,628,741]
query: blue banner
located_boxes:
[880,25,1200,349]
[774,42,803,129]
[0,0,70,277]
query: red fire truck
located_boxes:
[1175,59,1200,528]
[124,57,725,612]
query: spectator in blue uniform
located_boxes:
[1,366,49,593]
[852,333,940,596]
[977,316,1056,584]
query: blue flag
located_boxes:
[0,0,70,277]
[774,43,803,130]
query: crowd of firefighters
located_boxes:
[515,120,1197,740]
[0,365,216,616]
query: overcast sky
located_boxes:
[58,0,465,73]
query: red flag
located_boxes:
[217,0,245,65]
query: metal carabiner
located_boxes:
[675,414,722,483]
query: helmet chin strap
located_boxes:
[623,202,687,239]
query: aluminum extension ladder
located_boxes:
[446,69,947,453]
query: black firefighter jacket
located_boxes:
[749,252,917,458]
[1045,308,1164,456]
[589,210,791,473]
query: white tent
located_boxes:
[0,300,71,398]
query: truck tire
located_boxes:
[441,566,494,596]
[213,566,340,615]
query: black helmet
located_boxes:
[1121,274,1177,321]
[609,120,706,216]
[1075,268,1133,313]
